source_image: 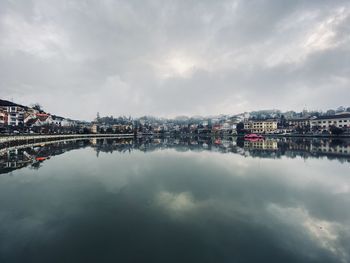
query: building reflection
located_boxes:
[1,136,349,174]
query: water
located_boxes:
[0,137,349,263]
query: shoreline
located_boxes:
[1,132,350,144]
[0,133,135,144]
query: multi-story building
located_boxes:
[310,114,350,131]
[287,118,312,128]
[0,110,8,126]
[0,100,26,126]
[244,119,278,134]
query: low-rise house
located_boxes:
[51,115,65,126]
[310,114,350,131]
[61,119,76,127]
[244,119,278,134]
[34,113,53,126]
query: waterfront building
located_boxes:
[91,124,99,134]
[244,119,278,134]
[287,117,312,128]
[310,113,350,131]
[0,100,26,126]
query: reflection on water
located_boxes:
[1,137,350,174]
[0,137,349,263]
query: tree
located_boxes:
[279,115,287,128]
[326,109,335,116]
[32,103,43,112]
[330,126,344,135]
[236,122,245,134]
[336,106,345,113]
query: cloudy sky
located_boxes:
[0,0,349,120]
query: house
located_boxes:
[34,113,53,126]
[244,119,278,134]
[310,113,350,131]
[51,115,64,126]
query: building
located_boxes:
[91,124,99,133]
[310,114,350,131]
[244,119,278,134]
[287,118,311,128]
[0,99,26,126]
[34,113,53,126]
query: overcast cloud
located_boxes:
[0,0,349,120]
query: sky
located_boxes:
[0,0,349,120]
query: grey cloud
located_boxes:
[0,0,349,120]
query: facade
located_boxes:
[310,114,350,131]
[34,113,53,126]
[244,120,278,134]
[0,106,25,126]
[287,118,311,128]
[91,124,99,134]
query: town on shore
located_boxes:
[1,99,350,137]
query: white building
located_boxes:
[310,114,350,131]
[0,100,26,126]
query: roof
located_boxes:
[0,99,27,109]
[36,114,50,121]
[25,118,38,126]
[314,114,350,120]
[287,118,310,121]
[52,115,64,120]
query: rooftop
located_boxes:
[314,113,350,120]
[0,99,27,109]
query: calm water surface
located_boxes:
[0,137,350,263]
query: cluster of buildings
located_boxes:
[1,98,350,136]
[243,113,350,134]
[0,99,78,133]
